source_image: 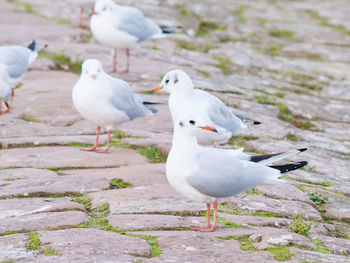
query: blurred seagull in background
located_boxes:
[72,59,156,153]
[153,69,260,146]
[0,40,38,100]
[0,68,11,114]
[166,115,307,232]
[90,0,176,73]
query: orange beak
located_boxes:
[199,126,217,132]
[152,86,164,93]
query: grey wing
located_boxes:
[117,7,161,42]
[185,150,279,198]
[0,46,30,78]
[201,92,245,134]
[109,78,152,120]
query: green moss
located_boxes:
[42,248,57,256]
[56,18,70,25]
[278,104,315,130]
[218,235,256,250]
[3,177,24,181]
[2,230,23,236]
[0,183,9,187]
[196,20,225,37]
[217,217,246,229]
[127,234,162,257]
[244,188,260,195]
[269,29,294,39]
[294,178,333,187]
[70,143,94,148]
[259,44,284,56]
[109,179,132,189]
[112,129,128,138]
[234,6,247,22]
[72,195,92,212]
[255,95,276,105]
[175,39,201,51]
[228,135,261,153]
[195,69,211,78]
[26,232,41,250]
[218,203,281,218]
[289,213,311,236]
[213,55,232,75]
[142,45,162,51]
[176,3,189,15]
[22,115,38,122]
[16,2,33,13]
[310,238,331,254]
[39,51,83,74]
[137,146,166,163]
[278,133,298,142]
[266,247,294,261]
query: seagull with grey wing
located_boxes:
[0,67,11,114]
[166,114,307,232]
[72,59,156,153]
[90,0,177,73]
[0,40,38,101]
[153,69,260,146]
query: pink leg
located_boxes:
[3,101,10,113]
[81,126,101,151]
[95,130,111,153]
[191,203,211,230]
[79,6,84,27]
[0,99,2,114]
[111,49,117,73]
[122,49,130,73]
[199,201,217,232]
[10,89,14,104]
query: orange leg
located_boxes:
[95,130,111,153]
[192,201,217,232]
[111,49,117,73]
[122,48,130,73]
[0,99,2,114]
[82,126,101,151]
[3,101,10,113]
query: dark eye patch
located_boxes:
[165,79,169,84]
[189,120,195,125]
[179,121,184,127]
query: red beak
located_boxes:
[199,126,218,132]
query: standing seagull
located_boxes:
[0,70,11,114]
[153,69,260,146]
[90,0,173,73]
[166,116,307,232]
[0,40,38,100]
[72,59,155,153]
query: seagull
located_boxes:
[153,69,260,146]
[166,115,307,232]
[90,0,174,73]
[0,70,11,114]
[0,40,38,100]
[72,59,155,153]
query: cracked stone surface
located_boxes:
[1,0,349,262]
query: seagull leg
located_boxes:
[79,6,84,27]
[81,126,101,151]
[111,49,117,73]
[199,201,217,232]
[10,89,14,104]
[122,48,130,73]
[95,130,111,153]
[3,101,10,113]
[0,99,2,114]
[191,203,211,230]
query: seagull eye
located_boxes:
[174,79,179,83]
[179,121,184,127]
[189,120,195,125]
[165,79,169,84]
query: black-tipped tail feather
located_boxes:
[27,40,36,51]
[250,148,307,165]
[159,25,182,34]
[270,161,307,174]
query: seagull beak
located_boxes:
[199,126,218,133]
[152,86,164,93]
[91,73,97,80]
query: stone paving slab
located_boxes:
[89,183,204,214]
[62,163,167,186]
[0,168,109,198]
[0,233,37,263]
[0,146,149,169]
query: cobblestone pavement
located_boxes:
[0,0,350,262]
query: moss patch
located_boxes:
[25,232,59,255]
[109,179,132,189]
[269,29,294,39]
[266,247,294,261]
[278,104,316,130]
[218,203,282,218]
[234,6,247,22]
[15,2,33,13]
[289,213,311,236]
[255,95,276,105]
[22,115,38,123]
[310,238,331,254]
[218,235,256,250]
[195,69,211,78]
[213,55,232,75]
[56,18,70,25]
[39,51,83,74]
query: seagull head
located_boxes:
[152,69,194,94]
[81,59,104,80]
[92,0,117,15]
[177,116,217,135]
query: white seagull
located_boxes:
[90,0,174,73]
[0,40,38,100]
[0,70,11,114]
[72,59,155,153]
[153,69,260,146]
[166,115,307,232]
